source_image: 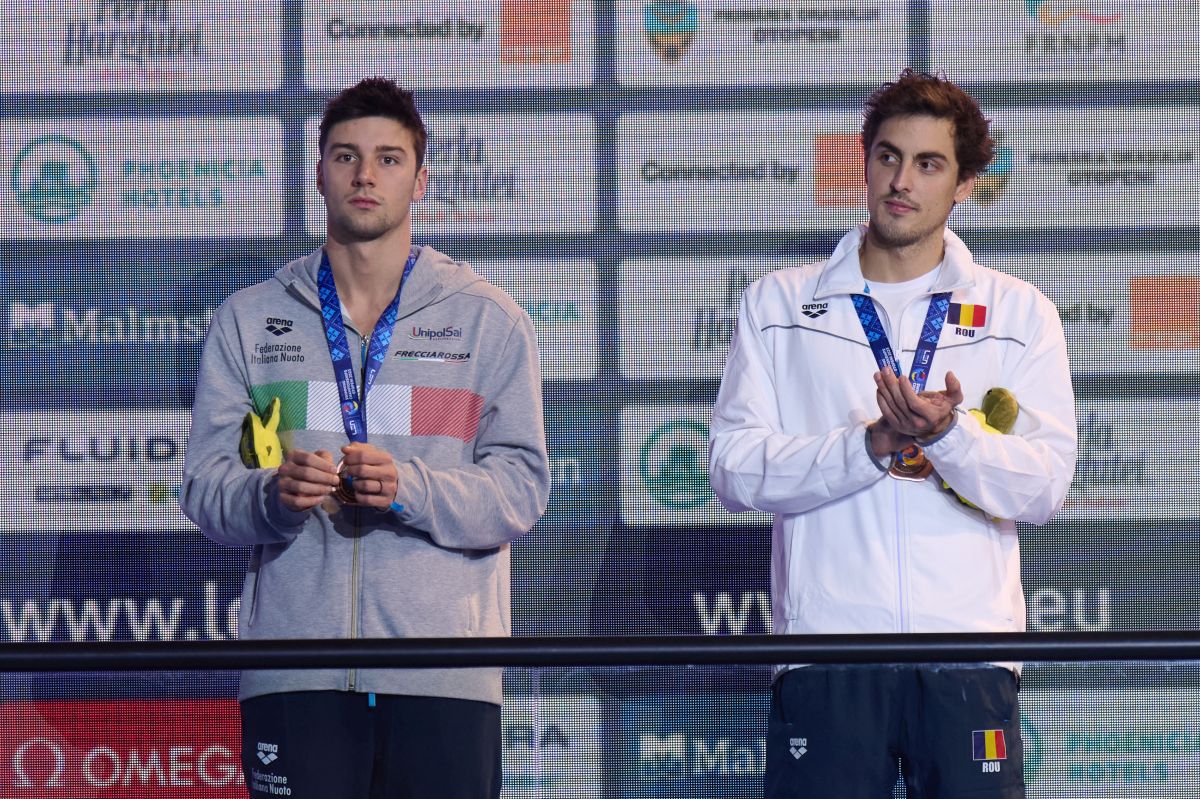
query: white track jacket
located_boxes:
[709,225,1077,638]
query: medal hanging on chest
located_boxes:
[851,290,951,480]
[317,247,419,506]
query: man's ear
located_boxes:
[954,173,976,204]
[413,165,428,202]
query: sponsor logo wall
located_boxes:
[2,0,1199,796]
[304,0,594,89]
[0,0,282,93]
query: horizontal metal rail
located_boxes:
[3,632,1200,672]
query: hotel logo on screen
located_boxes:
[500,0,571,63]
[639,419,711,511]
[10,135,97,223]
[417,124,522,225]
[60,0,208,80]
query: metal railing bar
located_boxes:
[3,631,1200,671]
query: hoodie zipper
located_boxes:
[347,333,368,691]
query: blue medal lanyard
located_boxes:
[851,289,951,392]
[317,247,419,441]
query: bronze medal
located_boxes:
[334,459,358,505]
[889,444,933,481]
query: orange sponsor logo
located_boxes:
[1129,276,1200,349]
[501,0,571,64]
[813,133,864,207]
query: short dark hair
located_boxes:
[318,77,427,168]
[861,69,994,180]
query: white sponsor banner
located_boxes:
[502,694,602,798]
[1064,399,1200,521]
[304,115,595,236]
[621,257,809,380]
[475,259,597,381]
[619,111,865,232]
[990,252,1200,374]
[0,411,194,533]
[0,0,281,93]
[617,0,906,85]
[304,0,594,89]
[1022,688,1200,797]
[620,405,769,527]
[953,107,1200,229]
[1,117,283,239]
[932,1,1200,82]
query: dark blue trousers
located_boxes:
[240,690,501,799]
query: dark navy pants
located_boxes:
[240,690,501,799]
[765,664,1025,799]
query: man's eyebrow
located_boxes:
[874,139,951,161]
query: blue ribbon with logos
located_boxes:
[851,290,952,392]
[316,247,419,442]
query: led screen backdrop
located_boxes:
[1,1,1199,797]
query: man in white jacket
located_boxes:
[709,70,1076,799]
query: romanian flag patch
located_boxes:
[972,729,1007,761]
[948,303,987,327]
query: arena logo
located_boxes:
[638,419,711,510]
[644,1,697,61]
[10,135,98,223]
[637,732,765,778]
[61,0,207,71]
[5,300,214,347]
[9,737,243,792]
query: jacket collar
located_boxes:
[813,223,978,300]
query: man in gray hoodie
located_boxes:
[181,77,550,799]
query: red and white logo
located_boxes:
[0,700,244,798]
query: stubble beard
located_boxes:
[330,207,396,244]
[868,204,940,251]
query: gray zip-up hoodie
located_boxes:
[181,245,550,705]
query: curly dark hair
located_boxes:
[319,77,427,168]
[862,69,994,180]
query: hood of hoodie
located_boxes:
[272,245,485,333]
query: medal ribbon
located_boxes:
[317,247,419,442]
[851,290,951,392]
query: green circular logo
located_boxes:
[11,135,97,223]
[639,418,710,509]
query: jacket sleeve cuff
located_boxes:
[916,407,961,448]
[864,424,890,473]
